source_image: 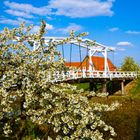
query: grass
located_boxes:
[74,82,90,91]
[91,96,140,140]
[131,78,140,97]
[75,78,140,140]
[74,82,102,91]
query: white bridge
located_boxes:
[38,36,138,83]
[1,35,138,94]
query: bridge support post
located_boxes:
[102,79,107,93]
[121,80,125,95]
[89,80,97,91]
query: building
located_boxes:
[65,56,116,71]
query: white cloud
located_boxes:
[31,23,54,33]
[4,0,115,18]
[46,23,54,30]
[109,27,119,32]
[0,17,31,26]
[126,30,140,35]
[116,47,126,51]
[56,23,82,34]
[4,1,51,16]
[5,9,34,19]
[116,41,133,47]
[48,0,115,18]
[31,26,40,33]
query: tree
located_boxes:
[121,56,139,71]
[0,21,119,139]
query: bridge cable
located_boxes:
[62,43,65,59]
[96,51,99,70]
[112,50,115,70]
[79,42,82,71]
[86,44,89,75]
[70,43,72,66]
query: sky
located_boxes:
[0,0,140,67]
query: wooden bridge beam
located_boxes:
[121,79,125,95]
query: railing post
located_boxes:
[75,71,78,78]
[89,70,93,77]
[66,71,69,79]
[109,72,112,80]
[82,69,86,78]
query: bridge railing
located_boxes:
[49,70,138,82]
[1,71,137,87]
[66,70,137,78]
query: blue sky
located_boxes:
[0,0,140,66]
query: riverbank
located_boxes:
[90,95,140,140]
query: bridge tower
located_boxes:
[38,37,115,77]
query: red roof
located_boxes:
[65,56,116,71]
[65,62,81,67]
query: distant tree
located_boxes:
[121,56,140,71]
[0,21,119,139]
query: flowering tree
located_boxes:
[0,21,119,139]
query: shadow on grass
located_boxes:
[134,116,140,140]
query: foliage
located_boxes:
[120,56,140,71]
[0,21,119,139]
[131,78,140,97]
